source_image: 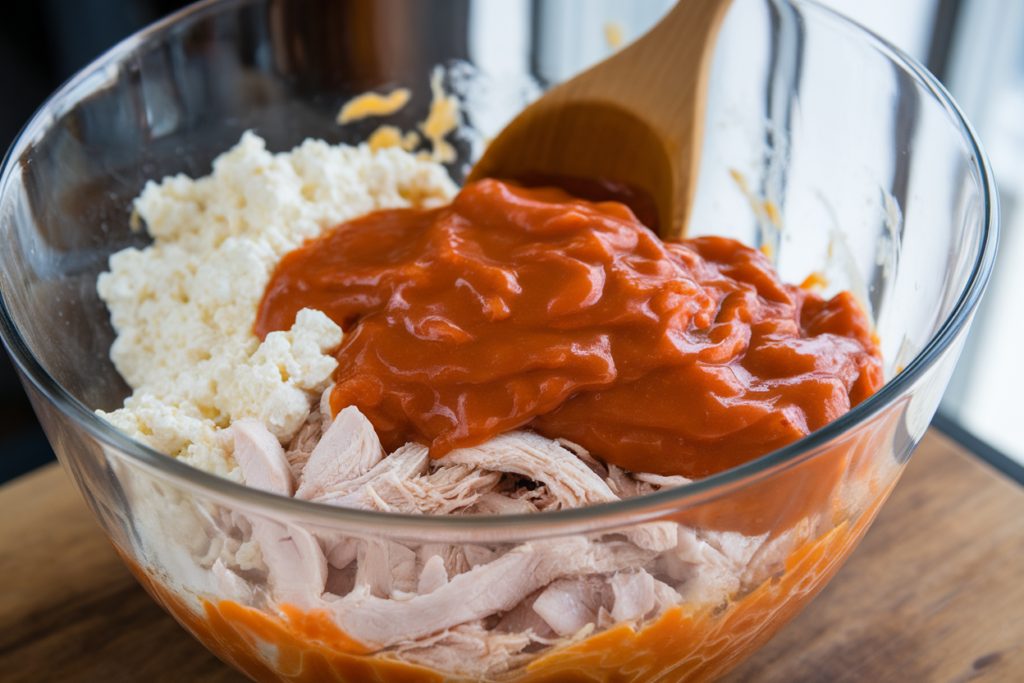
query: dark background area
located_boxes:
[0,0,192,484]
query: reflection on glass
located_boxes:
[940,0,1024,464]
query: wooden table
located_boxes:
[2,428,1023,682]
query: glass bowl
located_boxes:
[0,0,998,681]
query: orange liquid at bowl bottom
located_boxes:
[115,476,896,683]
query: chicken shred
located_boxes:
[209,404,798,677]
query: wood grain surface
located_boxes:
[1,428,1022,682]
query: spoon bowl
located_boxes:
[467,0,735,239]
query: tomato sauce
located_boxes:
[256,179,882,479]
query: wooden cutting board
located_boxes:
[1,428,1023,682]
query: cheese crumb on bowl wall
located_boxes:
[336,67,462,164]
[335,88,412,124]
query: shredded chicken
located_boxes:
[254,520,328,608]
[606,463,691,499]
[322,535,360,570]
[295,406,385,501]
[417,543,470,580]
[329,536,659,648]
[609,570,658,623]
[468,491,540,515]
[212,558,256,606]
[417,554,449,595]
[354,540,418,599]
[300,442,430,507]
[228,418,295,496]
[437,430,618,509]
[231,422,328,606]
[494,590,557,639]
[286,408,323,479]
[391,622,538,677]
[532,576,614,637]
[556,438,609,479]
[205,405,821,677]
[367,464,502,514]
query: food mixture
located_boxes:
[98,132,890,681]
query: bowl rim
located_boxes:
[0,0,1001,537]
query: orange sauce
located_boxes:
[256,179,882,481]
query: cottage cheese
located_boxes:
[97,132,458,479]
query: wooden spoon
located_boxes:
[466,0,734,240]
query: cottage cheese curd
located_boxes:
[97,132,457,479]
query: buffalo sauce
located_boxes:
[255,179,883,479]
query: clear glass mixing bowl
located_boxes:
[0,0,998,681]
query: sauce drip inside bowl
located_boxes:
[256,179,882,478]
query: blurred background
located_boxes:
[1,0,1020,484]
